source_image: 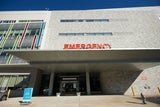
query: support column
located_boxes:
[86,65,91,95]
[48,72,54,96]
[29,69,42,96]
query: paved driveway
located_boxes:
[0,95,159,107]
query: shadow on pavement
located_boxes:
[146,96,160,104]
[134,96,160,104]
[126,101,143,105]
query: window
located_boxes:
[94,19,109,22]
[0,20,16,24]
[86,19,94,22]
[59,32,112,36]
[78,20,83,22]
[60,19,109,23]
[18,20,43,23]
[60,20,77,22]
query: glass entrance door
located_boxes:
[59,77,79,96]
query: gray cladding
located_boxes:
[41,8,160,50]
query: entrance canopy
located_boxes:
[6,49,160,71]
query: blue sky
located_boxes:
[0,0,160,11]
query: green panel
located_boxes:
[0,75,3,87]
[6,55,12,64]
[1,76,9,90]
[0,76,3,83]
[22,76,29,86]
[7,76,16,87]
[0,24,14,47]
[0,76,4,87]
[15,76,24,87]
[0,75,30,88]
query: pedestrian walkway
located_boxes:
[0,95,159,107]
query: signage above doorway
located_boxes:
[63,43,111,50]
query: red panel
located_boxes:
[31,35,37,49]
[18,23,29,47]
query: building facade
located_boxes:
[0,7,160,96]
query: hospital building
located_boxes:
[0,6,160,96]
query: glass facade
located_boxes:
[0,20,45,64]
[0,74,30,90]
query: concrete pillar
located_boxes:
[86,65,91,95]
[29,69,42,96]
[48,72,54,96]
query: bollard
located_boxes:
[77,92,81,107]
[158,87,160,94]
[7,89,11,99]
[131,87,135,96]
[77,92,81,96]
[56,93,60,97]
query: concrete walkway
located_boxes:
[0,95,159,107]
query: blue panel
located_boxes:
[23,88,33,101]
[35,21,44,48]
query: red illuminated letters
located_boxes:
[63,43,111,49]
